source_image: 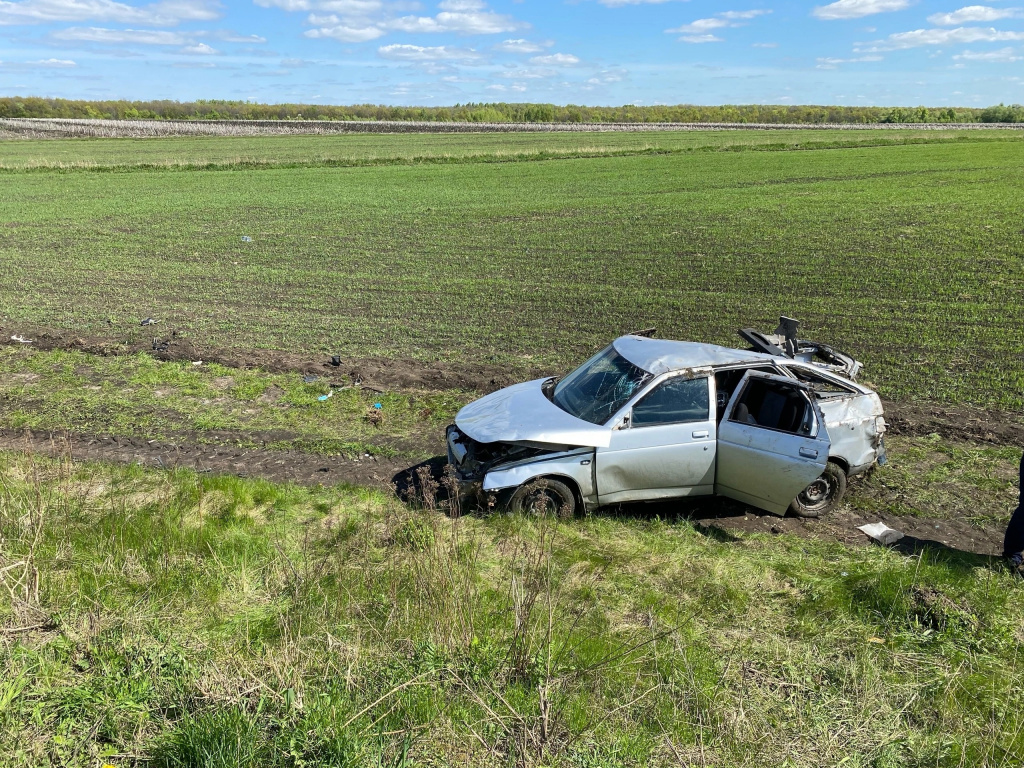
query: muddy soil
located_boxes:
[0,428,411,489]
[4,323,1023,447]
[0,324,532,394]
[0,427,1006,558]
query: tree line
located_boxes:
[0,97,1021,123]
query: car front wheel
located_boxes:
[508,478,577,519]
[788,461,848,518]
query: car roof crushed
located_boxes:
[613,336,777,375]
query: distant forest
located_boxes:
[2,97,1023,123]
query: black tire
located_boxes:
[789,461,848,518]
[508,478,577,519]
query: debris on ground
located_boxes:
[317,390,334,401]
[241,236,252,242]
[140,317,159,326]
[858,522,905,546]
[10,334,32,343]
[191,360,203,366]
[330,355,342,367]
[303,375,320,384]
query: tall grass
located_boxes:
[1,448,1022,766]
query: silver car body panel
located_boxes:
[482,447,596,498]
[455,378,612,448]
[715,371,831,515]
[595,374,716,504]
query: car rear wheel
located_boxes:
[788,461,847,518]
[508,478,577,519]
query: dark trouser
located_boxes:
[1003,452,1024,557]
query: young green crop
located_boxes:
[1,131,1022,410]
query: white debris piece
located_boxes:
[858,522,904,546]
[10,335,32,343]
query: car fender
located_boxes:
[483,450,596,499]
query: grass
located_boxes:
[1,130,1023,410]
[0,346,462,460]
[1,450,1022,767]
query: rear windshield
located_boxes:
[553,347,652,425]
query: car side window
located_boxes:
[729,378,816,436]
[631,377,710,428]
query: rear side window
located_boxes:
[631,377,710,427]
[729,378,815,435]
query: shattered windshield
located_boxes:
[553,347,652,425]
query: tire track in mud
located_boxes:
[0,428,1007,558]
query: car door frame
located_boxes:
[715,370,831,516]
[594,368,717,504]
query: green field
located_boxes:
[2,129,1022,410]
[1,129,1023,768]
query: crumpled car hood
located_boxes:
[455,378,612,448]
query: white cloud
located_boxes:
[304,21,383,40]
[388,8,524,34]
[486,82,526,92]
[529,52,579,65]
[181,41,217,53]
[812,0,911,21]
[0,0,219,26]
[667,9,770,42]
[718,9,771,19]
[816,54,883,67]
[493,37,547,53]
[52,25,188,43]
[498,66,555,78]
[215,30,266,42]
[953,45,1022,60]
[29,57,76,65]
[597,0,686,5]
[928,5,1021,25]
[377,43,480,60]
[859,25,1024,50]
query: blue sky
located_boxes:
[1,0,1022,106]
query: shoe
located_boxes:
[1008,552,1024,577]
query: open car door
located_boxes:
[716,371,831,516]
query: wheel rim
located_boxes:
[524,488,563,514]
[798,475,834,511]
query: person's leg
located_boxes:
[1003,451,1024,560]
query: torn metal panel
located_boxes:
[818,392,886,473]
[482,449,596,497]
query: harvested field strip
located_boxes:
[6,116,1024,139]
[1,127,1019,171]
[1,133,1018,173]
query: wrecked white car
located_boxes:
[447,320,886,518]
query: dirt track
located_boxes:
[0,426,1007,559]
